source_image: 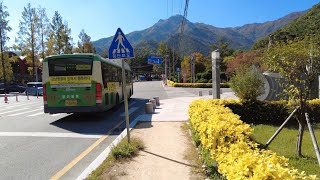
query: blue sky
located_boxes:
[3,0,320,47]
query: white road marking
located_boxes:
[0,108,29,115]
[1,102,37,109]
[7,108,44,116]
[27,112,44,117]
[51,114,61,116]
[0,132,102,139]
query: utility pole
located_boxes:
[172,49,175,81]
[190,55,195,83]
[0,27,6,92]
[164,55,168,85]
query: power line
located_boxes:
[178,0,189,56]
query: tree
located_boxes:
[266,37,320,156]
[211,39,235,73]
[47,11,73,55]
[0,2,11,86]
[62,22,72,54]
[75,29,95,53]
[226,50,265,75]
[15,3,38,80]
[36,6,49,60]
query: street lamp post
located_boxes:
[212,49,220,99]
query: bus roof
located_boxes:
[44,53,131,71]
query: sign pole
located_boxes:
[122,59,130,143]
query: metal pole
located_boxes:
[212,50,220,99]
[122,59,130,143]
[305,112,320,166]
[264,107,299,148]
[165,55,168,85]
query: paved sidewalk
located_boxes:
[105,92,237,180]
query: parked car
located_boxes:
[0,83,26,94]
[26,82,43,96]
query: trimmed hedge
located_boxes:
[218,100,320,125]
[189,99,317,179]
[166,80,230,88]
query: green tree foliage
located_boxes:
[229,66,265,102]
[46,11,73,55]
[15,3,38,80]
[211,39,235,72]
[75,29,95,53]
[266,37,320,156]
[0,2,12,82]
[36,6,50,60]
[253,3,320,50]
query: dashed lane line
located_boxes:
[0,132,102,139]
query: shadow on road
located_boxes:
[50,98,148,135]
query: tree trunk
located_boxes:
[296,87,306,157]
[296,119,305,157]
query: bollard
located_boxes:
[153,96,160,106]
[145,102,154,114]
[149,99,156,109]
[199,91,202,96]
[209,90,212,95]
[16,94,18,102]
[4,95,8,103]
[37,91,39,99]
[27,94,29,100]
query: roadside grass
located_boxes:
[86,137,144,180]
[253,123,320,177]
[183,122,225,180]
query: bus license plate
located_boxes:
[65,99,77,106]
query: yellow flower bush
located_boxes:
[188,99,317,180]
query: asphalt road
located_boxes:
[0,80,209,180]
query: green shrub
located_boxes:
[229,66,264,101]
[111,138,144,159]
[170,82,230,88]
[196,78,208,83]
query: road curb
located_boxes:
[76,111,142,180]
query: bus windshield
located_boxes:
[48,58,93,76]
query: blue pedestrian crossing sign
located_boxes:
[108,28,134,59]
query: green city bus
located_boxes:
[42,53,133,114]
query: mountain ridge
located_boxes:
[93,11,305,55]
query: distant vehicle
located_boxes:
[139,75,146,81]
[26,82,43,96]
[0,83,26,94]
[146,76,152,81]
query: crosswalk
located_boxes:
[0,100,64,118]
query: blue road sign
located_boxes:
[147,55,162,64]
[109,28,134,59]
[176,67,180,72]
